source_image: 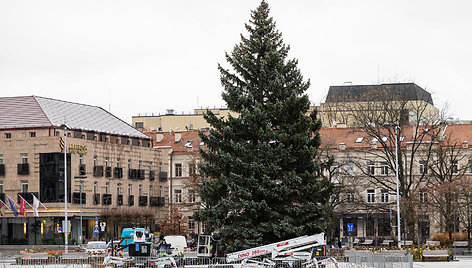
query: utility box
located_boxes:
[129,242,151,257]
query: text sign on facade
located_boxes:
[59,138,88,154]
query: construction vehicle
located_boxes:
[104,230,337,268]
[224,233,338,268]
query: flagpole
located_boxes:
[18,194,33,209]
[5,194,20,207]
[31,193,48,209]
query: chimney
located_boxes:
[339,143,346,151]
[462,140,469,149]
[174,131,181,143]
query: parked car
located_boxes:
[86,241,107,255]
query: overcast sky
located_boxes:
[1,0,471,123]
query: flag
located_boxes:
[0,202,3,216]
[20,197,27,216]
[33,194,40,217]
[8,197,19,217]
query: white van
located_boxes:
[163,235,187,256]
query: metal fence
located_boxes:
[343,251,413,268]
[0,252,413,268]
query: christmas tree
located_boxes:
[194,1,333,253]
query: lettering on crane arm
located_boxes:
[277,242,289,247]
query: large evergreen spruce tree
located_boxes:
[194,1,332,253]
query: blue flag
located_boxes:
[8,197,19,217]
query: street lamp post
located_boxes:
[385,123,402,247]
[61,124,69,253]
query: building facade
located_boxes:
[0,96,168,245]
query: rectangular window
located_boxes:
[20,153,28,164]
[201,222,207,233]
[128,159,131,169]
[139,185,142,196]
[175,189,182,203]
[4,133,11,139]
[139,160,142,169]
[451,160,459,174]
[175,163,182,177]
[128,184,132,195]
[79,155,83,165]
[159,162,163,172]
[367,162,375,176]
[420,190,428,203]
[188,218,195,232]
[380,162,389,176]
[105,182,109,194]
[106,157,109,168]
[0,154,3,164]
[189,190,196,203]
[117,183,122,195]
[149,186,153,197]
[117,158,121,168]
[94,182,98,194]
[381,189,389,203]
[189,163,196,176]
[419,161,428,175]
[0,180,4,193]
[346,192,354,203]
[159,186,163,197]
[135,122,144,128]
[21,180,28,193]
[94,156,98,166]
[367,189,375,203]
[29,132,36,138]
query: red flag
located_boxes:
[0,202,3,216]
[20,197,27,216]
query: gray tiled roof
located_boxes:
[0,96,149,139]
[326,83,434,105]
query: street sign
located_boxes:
[100,222,106,232]
[93,226,99,234]
[347,223,354,232]
[62,220,71,233]
[58,226,62,233]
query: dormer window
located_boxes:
[399,136,406,142]
[184,141,193,148]
[381,136,388,142]
[355,137,364,143]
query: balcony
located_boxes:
[102,194,112,205]
[138,196,148,206]
[149,171,155,181]
[159,171,167,181]
[114,167,123,179]
[93,166,104,177]
[0,164,5,176]
[93,193,100,205]
[17,192,38,204]
[150,196,159,206]
[157,196,165,206]
[138,169,145,180]
[105,167,112,177]
[79,164,86,175]
[17,163,29,175]
[72,192,86,204]
[117,194,123,206]
[128,195,134,206]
